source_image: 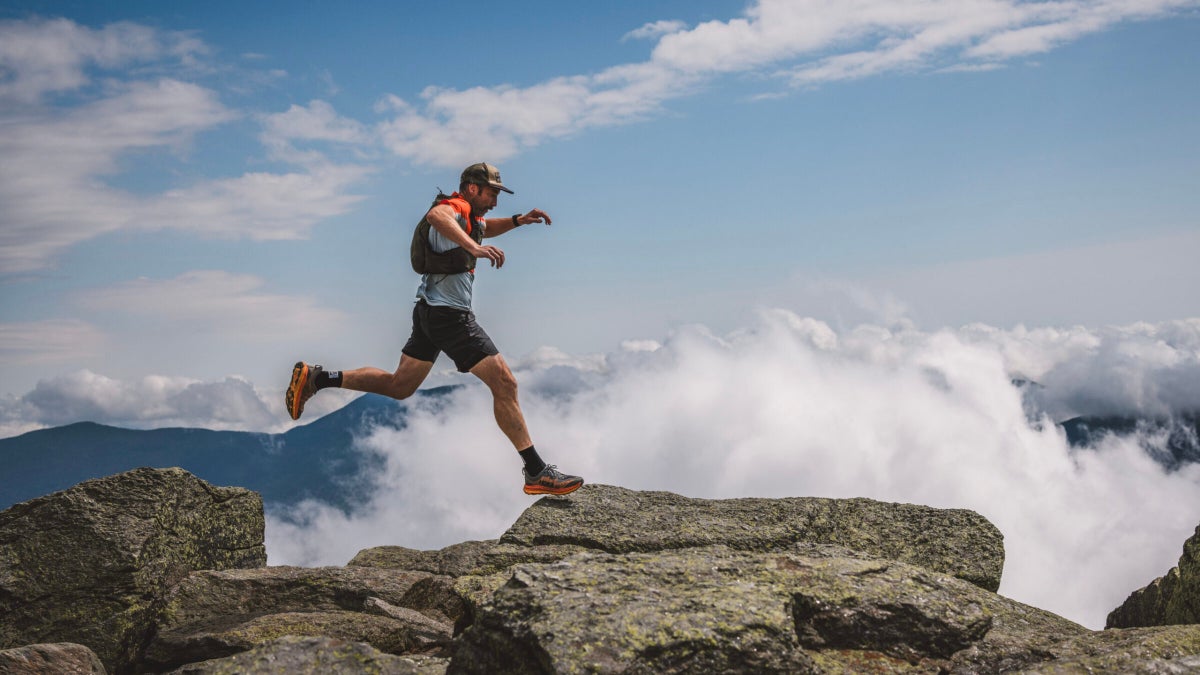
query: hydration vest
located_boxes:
[409,192,485,275]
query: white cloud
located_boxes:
[623,20,688,42]
[375,64,693,168]
[142,163,371,240]
[2,370,269,430]
[0,17,204,104]
[0,319,104,365]
[374,0,1198,166]
[0,19,371,273]
[76,270,347,341]
[259,100,372,165]
[1021,320,1200,419]
[0,368,357,436]
[265,312,1200,630]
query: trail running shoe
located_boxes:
[286,361,322,420]
[523,464,584,496]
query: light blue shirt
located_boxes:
[415,223,479,311]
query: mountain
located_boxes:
[0,388,455,512]
[1063,414,1200,469]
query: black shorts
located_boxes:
[402,301,499,373]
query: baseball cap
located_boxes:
[460,162,514,194]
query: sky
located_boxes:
[1,0,1198,433]
[2,0,1200,629]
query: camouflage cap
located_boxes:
[460,162,514,194]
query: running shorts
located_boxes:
[401,300,499,372]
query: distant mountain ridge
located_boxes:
[1061,414,1200,469]
[0,388,455,512]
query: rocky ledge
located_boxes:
[1,468,1198,673]
[1107,523,1200,629]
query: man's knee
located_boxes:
[388,355,433,400]
[474,355,518,399]
[389,378,419,400]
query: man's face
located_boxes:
[466,184,500,215]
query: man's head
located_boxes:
[459,162,513,195]
[459,162,512,216]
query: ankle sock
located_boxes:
[315,370,342,390]
[519,446,546,476]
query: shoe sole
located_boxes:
[524,480,583,496]
[286,362,310,420]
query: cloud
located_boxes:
[0,319,105,365]
[0,19,371,273]
[76,270,348,341]
[0,367,358,436]
[0,17,205,104]
[1019,320,1200,419]
[259,100,372,165]
[375,62,696,168]
[374,0,1198,166]
[265,312,1200,630]
[623,20,688,42]
[4,4,1190,265]
[0,370,270,431]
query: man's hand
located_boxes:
[516,208,553,226]
[471,243,506,268]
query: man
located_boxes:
[286,162,583,496]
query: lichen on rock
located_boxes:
[0,467,265,673]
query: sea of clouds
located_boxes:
[263,311,1200,630]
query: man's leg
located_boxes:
[288,303,441,420]
[469,354,531,449]
[470,353,583,495]
[341,354,434,400]
[286,354,432,420]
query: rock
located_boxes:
[144,565,464,672]
[447,545,1083,674]
[150,611,433,672]
[498,484,1005,591]
[0,642,107,674]
[1017,625,1200,674]
[164,635,448,675]
[0,467,265,673]
[349,541,498,577]
[1107,524,1200,628]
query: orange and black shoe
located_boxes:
[523,465,584,496]
[285,361,323,421]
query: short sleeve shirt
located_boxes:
[415,195,483,311]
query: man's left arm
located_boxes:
[484,209,553,238]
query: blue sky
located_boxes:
[1,0,1198,433]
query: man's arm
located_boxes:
[425,204,506,268]
[484,209,553,238]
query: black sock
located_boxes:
[519,446,546,476]
[315,370,342,390]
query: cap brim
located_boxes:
[490,182,514,194]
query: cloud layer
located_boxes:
[264,312,1200,630]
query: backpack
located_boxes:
[409,193,485,275]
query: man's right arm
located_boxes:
[425,204,506,268]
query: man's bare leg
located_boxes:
[469,354,532,449]
[470,353,582,495]
[342,354,434,400]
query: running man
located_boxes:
[287,162,583,496]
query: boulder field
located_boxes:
[1,468,1198,674]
